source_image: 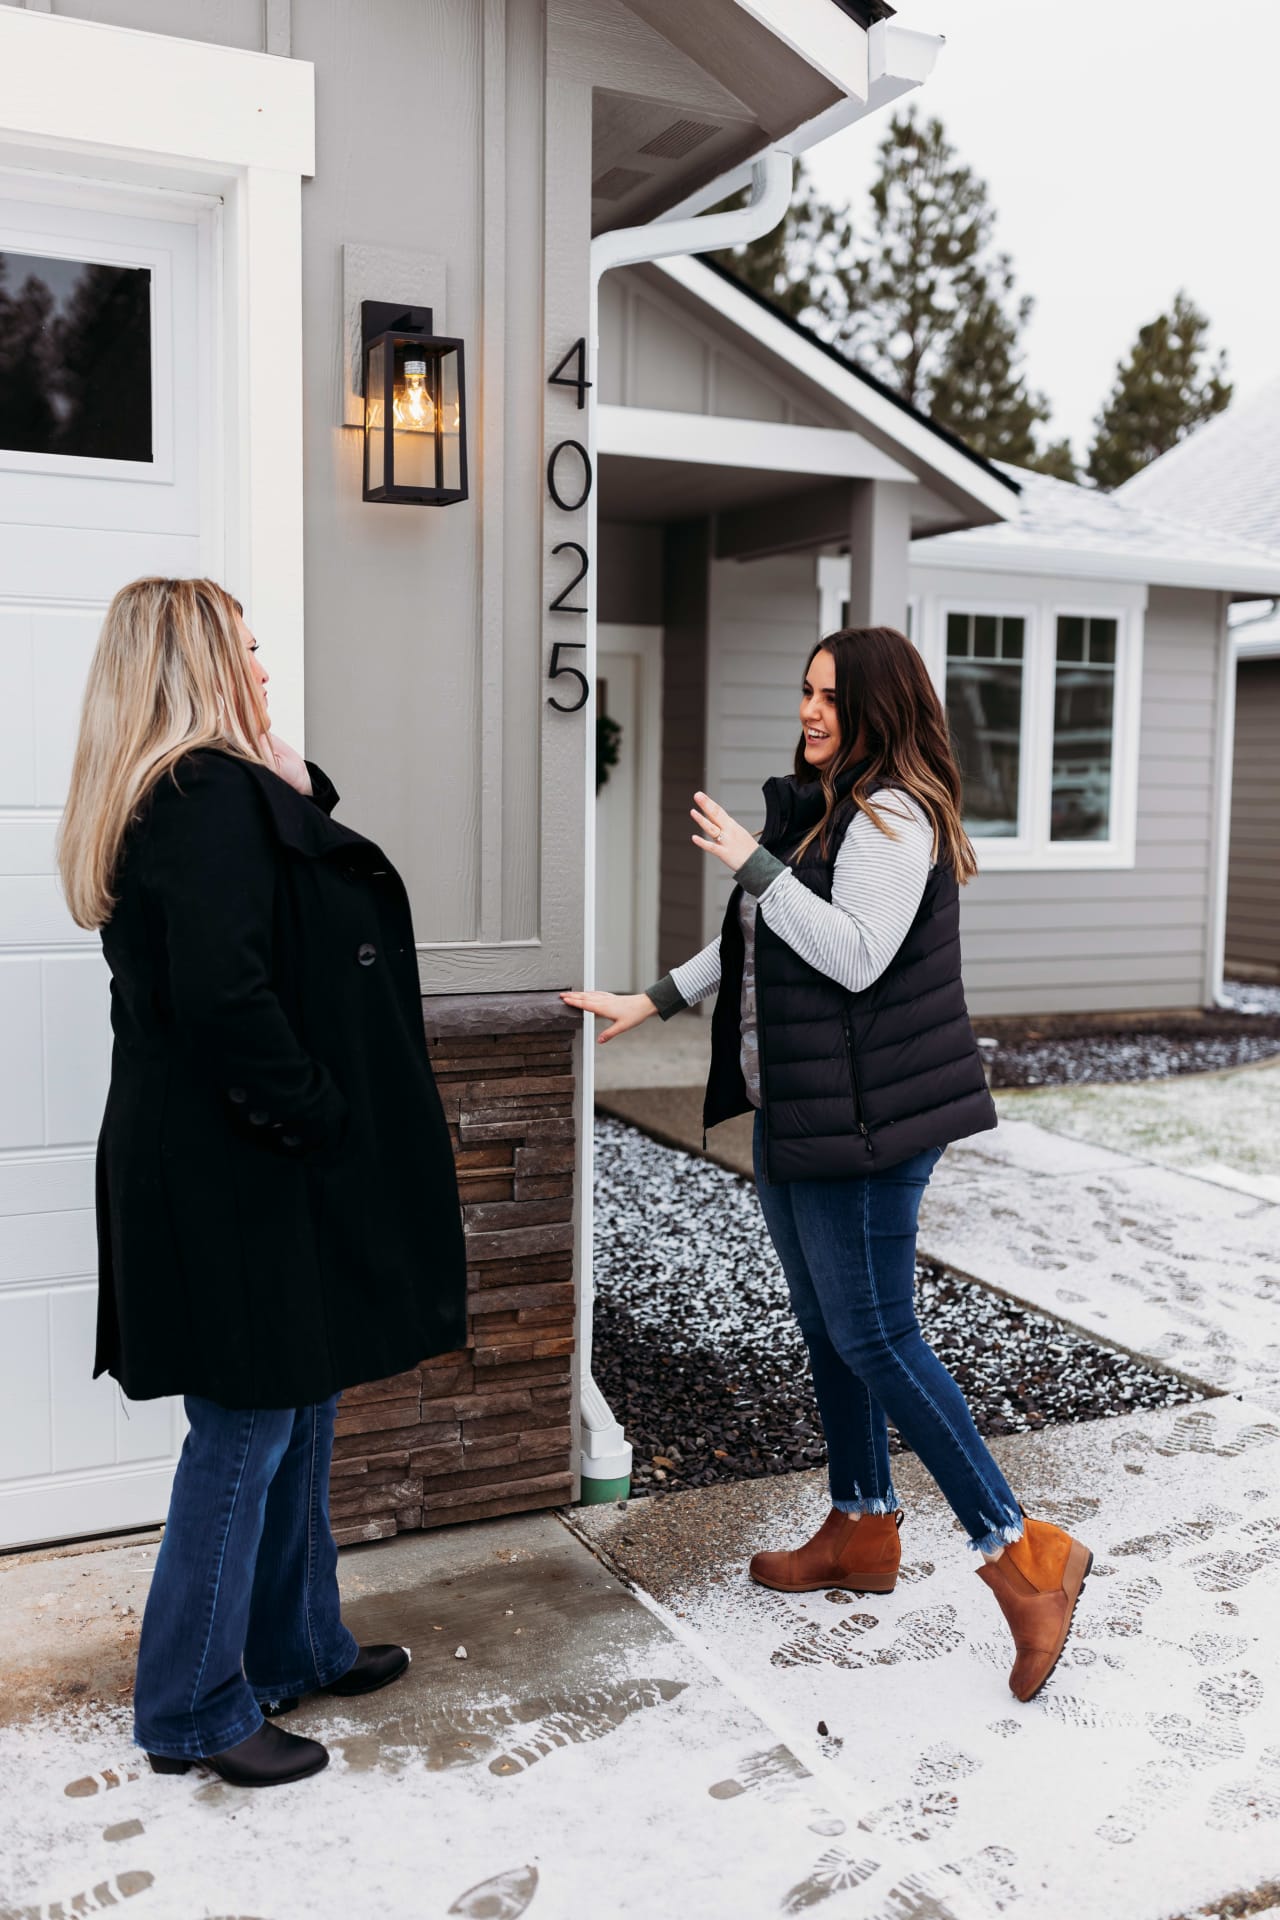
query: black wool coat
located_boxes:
[94,747,467,1409]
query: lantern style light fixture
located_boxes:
[361,301,467,505]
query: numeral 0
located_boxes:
[547,439,592,513]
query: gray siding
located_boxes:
[658,520,711,975]
[599,266,829,425]
[1225,655,1280,979]
[701,551,818,946]
[959,585,1223,1017]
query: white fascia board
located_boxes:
[597,404,915,482]
[910,537,1280,597]
[730,0,870,100]
[0,9,315,175]
[659,24,942,213]
[650,255,1017,523]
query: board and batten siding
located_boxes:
[697,552,819,950]
[1225,655,1280,979]
[955,584,1225,1017]
[599,266,831,425]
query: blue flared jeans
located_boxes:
[133,1395,359,1760]
[753,1114,1022,1554]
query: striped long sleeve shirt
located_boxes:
[646,790,935,1108]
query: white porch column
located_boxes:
[846,479,914,631]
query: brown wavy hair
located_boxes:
[791,625,977,882]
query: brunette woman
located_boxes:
[58,578,467,1785]
[565,626,1092,1703]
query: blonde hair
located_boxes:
[57,577,274,929]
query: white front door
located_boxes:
[594,625,662,994]
[0,180,217,1548]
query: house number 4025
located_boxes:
[546,339,592,713]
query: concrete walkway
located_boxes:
[4,1512,992,1920]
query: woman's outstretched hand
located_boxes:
[691,791,757,871]
[560,989,656,1043]
[262,731,313,797]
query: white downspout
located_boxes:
[575,150,794,1501]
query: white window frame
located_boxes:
[912,569,1145,872]
[0,8,314,744]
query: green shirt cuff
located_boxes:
[644,974,687,1021]
[736,847,786,898]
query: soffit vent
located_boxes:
[639,118,719,161]
[592,165,656,201]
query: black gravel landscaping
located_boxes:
[977,985,1280,1088]
[592,1116,1206,1500]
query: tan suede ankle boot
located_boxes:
[976,1514,1094,1701]
[749,1508,903,1595]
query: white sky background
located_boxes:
[803,0,1279,461]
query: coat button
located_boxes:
[282,1134,302,1149]
[228,1087,247,1104]
[357,942,377,966]
[249,1109,270,1127]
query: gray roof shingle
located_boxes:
[1116,377,1280,553]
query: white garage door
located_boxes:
[0,179,218,1548]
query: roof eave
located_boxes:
[650,254,1019,524]
[909,538,1280,597]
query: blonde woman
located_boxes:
[566,627,1093,1704]
[59,578,466,1786]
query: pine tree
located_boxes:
[1087,292,1231,489]
[851,109,1048,462]
[1026,437,1079,484]
[710,159,858,331]
[926,276,1049,466]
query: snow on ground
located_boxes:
[593,1118,1200,1500]
[920,1112,1280,1405]
[993,1056,1280,1203]
[1221,979,1280,1018]
[578,1395,1280,1920]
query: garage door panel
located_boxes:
[0,1290,53,1481]
[0,957,44,1149]
[33,609,107,807]
[49,1283,115,1474]
[0,608,36,806]
[43,953,112,1146]
[0,875,89,948]
[0,1206,96,1287]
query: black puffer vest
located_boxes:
[703,761,997,1181]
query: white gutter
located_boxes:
[575,150,794,1501]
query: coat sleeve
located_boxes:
[143,754,350,1161]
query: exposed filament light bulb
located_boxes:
[394,358,435,432]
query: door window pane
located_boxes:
[0,251,153,462]
[945,612,1025,838]
[1051,616,1117,841]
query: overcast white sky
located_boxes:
[803,0,1278,460]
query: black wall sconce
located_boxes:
[361,301,467,505]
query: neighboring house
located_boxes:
[1119,383,1280,983]
[0,0,947,1547]
[592,260,1280,1019]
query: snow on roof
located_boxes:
[911,461,1280,594]
[1116,377,1280,552]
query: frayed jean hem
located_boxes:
[832,1492,900,1517]
[967,1516,1025,1555]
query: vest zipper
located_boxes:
[843,1020,874,1156]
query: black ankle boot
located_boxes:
[260,1643,411,1717]
[148,1720,328,1787]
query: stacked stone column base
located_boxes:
[330,992,579,1546]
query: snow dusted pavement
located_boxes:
[577,1394,1280,1920]
[920,1106,1280,1406]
